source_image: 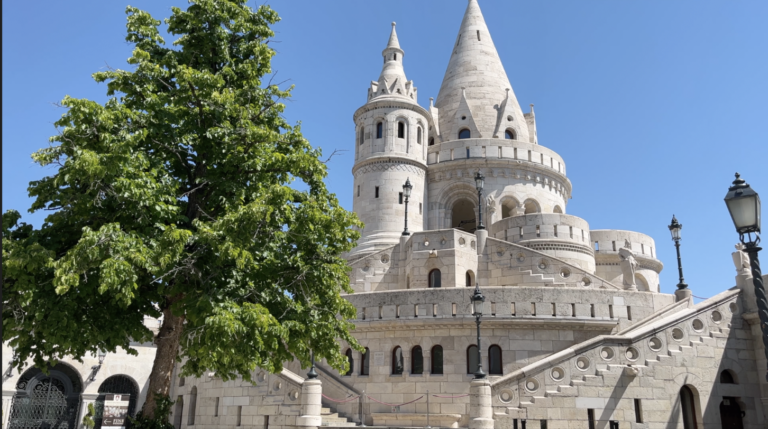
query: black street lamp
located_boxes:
[307,352,318,379]
[89,350,107,382]
[474,172,486,231]
[402,178,413,236]
[724,173,767,382]
[668,215,688,290]
[471,284,486,379]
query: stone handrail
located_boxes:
[489,287,741,390]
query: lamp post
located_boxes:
[307,352,318,379]
[668,215,688,291]
[402,178,412,236]
[471,284,486,379]
[724,173,768,382]
[90,350,107,382]
[474,172,485,231]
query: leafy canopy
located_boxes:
[3,0,362,384]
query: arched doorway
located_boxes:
[452,198,476,232]
[719,397,744,429]
[9,364,83,429]
[679,385,699,429]
[95,375,139,429]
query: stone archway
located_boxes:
[9,363,83,429]
[436,182,479,230]
[451,198,476,232]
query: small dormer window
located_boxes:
[376,122,383,139]
[459,129,471,139]
[505,129,516,140]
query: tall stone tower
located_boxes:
[351,23,430,257]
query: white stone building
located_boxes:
[4,1,767,429]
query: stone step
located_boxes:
[323,413,340,419]
[321,408,333,414]
[322,417,352,424]
[320,423,357,428]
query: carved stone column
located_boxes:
[297,379,322,428]
[469,379,493,429]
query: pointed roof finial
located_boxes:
[386,21,401,51]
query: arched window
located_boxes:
[173,396,184,429]
[394,53,397,61]
[466,270,475,287]
[96,375,139,429]
[429,138,435,146]
[459,129,471,139]
[411,346,423,374]
[359,127,365,145]
[488,345,503,375]
[467,345,479,374]
[9,363,84,429]
[524,200,540,214]
[398,121,405,139]
[428,269,441,288]
[344,349,354,376]
[360,347,370,376]
[679,386,698,429]
[417,127,423,144]
[720,370,737,384]
[431,345,444,375]
[376,122,383,139]
[504,129,516,140]
[553,205,563,214]
[392,346,404,375]
[188,386,197,426]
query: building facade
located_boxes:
[3,1,767,429]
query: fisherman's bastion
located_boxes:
[3,1,767,428]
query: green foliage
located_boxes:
[82,403,96,429]
[2,0,361,389]
[129,395,176,429]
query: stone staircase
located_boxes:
[321,407,356,427]
[517,268,561,287]
[518,325,731,405]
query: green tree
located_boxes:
[2,0,361,420]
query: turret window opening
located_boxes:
[429,137,435,146]
[392,346,404,375]
[417,127,423,144]
[394,53,397,61]
[411,346,423,375]
[399,192,404,204]
[505,129,515,140]
[361,348,370,376]
[431,345,444,375]
[357,186,360,197]
[376,122,383,139]
[466,148,470,158]
[359,127,365,145]
[398,121,405,139]
[429,269,442,288]
[419,203,423,215]
[466,270,475,287]
[477,30,481,41]
[375,186,379,199]
[459,129,471,139]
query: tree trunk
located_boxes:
[142,295,186,420]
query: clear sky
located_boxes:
[3,1,768,301]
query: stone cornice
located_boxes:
[351,156,428,177]
[353,99,432,124]
[351,315,617,332]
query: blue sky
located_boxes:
[3,1,767,300]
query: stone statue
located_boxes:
[619,247,638,289]
[486,195,498,225]
[624,239,632,249]
[732,243,751,274]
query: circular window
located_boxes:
[538,260,548,270]
[517,253,526,262]
[525,378,539,392]
[729,302,738,314]
[692,319,704,332]
[462,116,467,120]
[671,328,684,342]
[551,367,565,382]
[576,357,590,371]
[257,372,266,382]
[424,240,430,247]
[471,241,476,250]
[381,255,390,264]
[711,311,723,323]
[648,337,663,351]
[362,265,370,272]
[560,268,571,278]
[507,115,514,122]
[582,277,592,287]
[499,390,514,403]
[289,390,299,400]
[273,381,282,391]
[600,347,615,361]
[441,238,447,245]
[625,347,639,361]
[459,238,466,247]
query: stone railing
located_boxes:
[427,139,566,177]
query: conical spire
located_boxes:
[434,0,529,142]
[367,22,417,103]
